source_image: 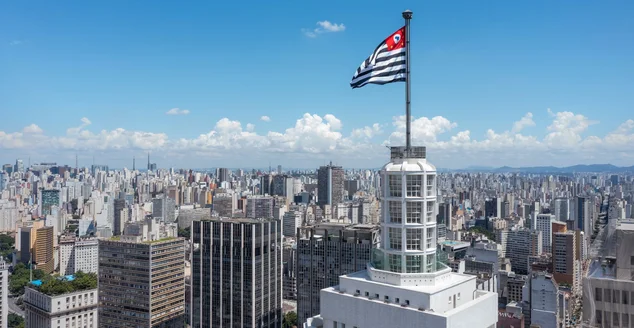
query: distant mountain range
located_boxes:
[440,164,634,173]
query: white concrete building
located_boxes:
[58,236,99,276]
[0,259,8,328]
[24,286,98,328]
[535,214,554,253]
[304,146,498,328]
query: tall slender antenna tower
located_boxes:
[133,156,136,171]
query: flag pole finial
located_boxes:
[402,10,412,153]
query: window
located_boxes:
[426,227,435,249]
[389,254,401,273]
[389,228,402,250]
[406,255,422,273]
[385,295,389,301]
[595,310,602,325]
[604,289,611,303]
[458,293,461,300]
[406,229,422,250]
[613,312,619,327]
[426,254,435,272]
[406,201,422,223]
[389,201,402,223]
[623,313,629,327]
[389,175,402,197]
[426,175,435,196]
[595,288,602,301]
[406,175,422,197]
[426,201,435,222]
[406,300,410,305]
[631,255,634,265]
[623,290,629,305]
[614,290,620,303]
[396,298,400,303]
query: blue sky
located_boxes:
[1,0,633,169]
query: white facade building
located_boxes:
[304,146,498,328]
[24,286,98,328]
[535,214,554,253]
[59,236,99,276]
[0,259,7,328]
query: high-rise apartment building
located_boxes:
[535,214,555,253]
[191,217,283,327]
[552,230,579,289]
[216,167,230,184]
[40,189,60,216]
[34,226,55,274]
[296,223,378,324]
[317,162,344,208]
[305,146,498,328]
[59,235,99,276]
[98,236,185,327]
[497,228,541,275]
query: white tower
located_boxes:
[370,146,444,284]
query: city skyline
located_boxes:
[2,1,634,168]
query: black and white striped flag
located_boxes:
[350,26,406,89]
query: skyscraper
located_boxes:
[317,162,344,208]
[296,224,378,325]
[98,236,186,327]
[305,146,498,327]
[191,217,283,327]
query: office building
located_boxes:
[191,217,283,327]
[553,198,570,222]
[317,162,344,208]
[24,276,98,328]
[40,189,60,216]
[98,236,185,327]
[296,223,378,324]
[246,195,275,219]
[283,210,303,238]
[305,146,498,328]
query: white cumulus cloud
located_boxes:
[23,124,43,134]
[166,108,190,115]
[260,116,271,122]
[302,20,346,38]
[1,109,633,168]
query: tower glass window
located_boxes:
[389,201,402,223]
[426,201,435,222]
[405,255,423,273]
[426,253,436,272]
[426,227,435,249]
[389,175,402,197]
[406,202,422,223]
[426,175,435,197]
[406,175,422,197]
[389,228,402,250]
[388,254,402,273]
[406,229,422,250]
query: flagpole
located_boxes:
[403,10,413,153]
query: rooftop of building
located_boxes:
[29,272,97,296]
[196,216,279,224]
[340,269,475,295]
[108,236,181,244]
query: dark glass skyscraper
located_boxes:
[191,217,282,328]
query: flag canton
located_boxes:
[386,27,406,51]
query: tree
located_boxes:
[178,227,190,239]
[9,263,50,296]
[8,313,25,328]
[0,233,15,258]
[283,311,298,328]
